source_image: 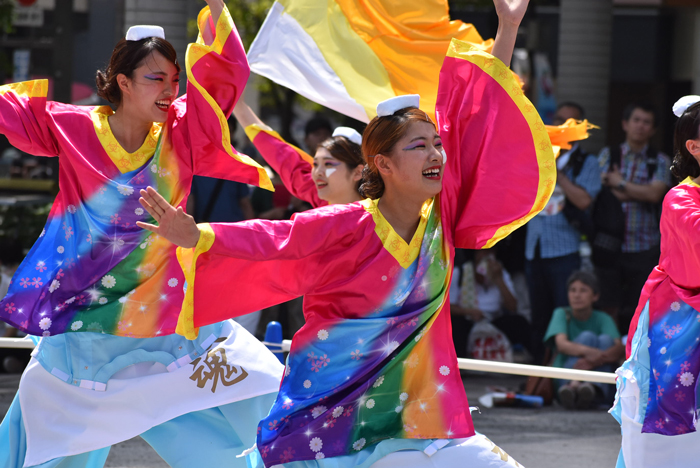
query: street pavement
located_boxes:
[0,371,620,467]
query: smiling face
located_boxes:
[118,51,180,123]
[312,147,362,204]
[376,120,443,202]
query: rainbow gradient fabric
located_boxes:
[0,6,271,337]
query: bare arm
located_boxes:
[205,0,225,28]
[232,99,267,129]
[604,166,668,203]
[554,333,604,361]
[491,0,529,67]
[613,180,667,204]
[558,171,593,210]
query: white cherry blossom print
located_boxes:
[135,207,144,216]
[67,204,77,214]
[65,296,76,304]
[366,399,375,409]
[309,437,323,452]
[39,317,52,330]
[381,276,387,281]
[101,275,116,289]
[386,341,399,354]
[42,331,51,337]
[317,329,329,340]
[352,438,366,451]
[57,246,64,254]
[49,280,60,293]
[284,365,291,377]
[118,296,128,304]
[87,322,102,333]
[660,347,667,355]
[671,302,681,311]
[168,278,179,288]
[303,380,312,389]
[399,392,409,402]
[117,185,134,196]
[332,406,344,418]
[680,372,695,387]
[373,376,384,388]
[71,321,83,331]
[439,365,450,376]
[395,405,404,413]
[315,453,325,460]
[311,405,327,419]
[151,164,158,173]
[98,297,108,305]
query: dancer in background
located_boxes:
[139,1,551,466]
[0,2,282,467]
[610,96,700,468]
[233,100,364,208]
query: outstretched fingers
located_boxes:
[136,221,159,234]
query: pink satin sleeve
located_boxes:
[188,205,369,328]
[0,81,58,157]
[250,127,327,208]
[435,40,555,250]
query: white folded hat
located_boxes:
[673,95,700,118]
[376,95,420,117]
[126,25,165,42]
[332,127,362,146]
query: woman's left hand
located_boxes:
[136,186,201,249]
[493,0,530,27]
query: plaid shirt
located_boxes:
[598,143,672,253]
[526,149,602,260]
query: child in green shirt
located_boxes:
[544,270,624,409]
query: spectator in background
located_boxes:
[597,102,671,334]
[450,248,532,359]
[526,102,602,363]
[544,270,624,409]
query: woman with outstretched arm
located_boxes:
[140,1,552,466]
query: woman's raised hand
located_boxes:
[493,0,530,27]
[491,0,529,67]
[136,187,201,248]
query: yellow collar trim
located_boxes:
[90,106,163,174]
[681,176,700,188]
[361,198,433,268]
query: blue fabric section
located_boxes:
[525,153,601,260]
[611,300,651,426]
[142,392,277,468]
[0,393,111,468]
[33,321,223,387]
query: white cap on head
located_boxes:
[332,127,362,146]
[673,95,700,118]
[126,25,165,42]
[376,94,420,117]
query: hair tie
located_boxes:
[673,95,700,118]
[126,25,165,42]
